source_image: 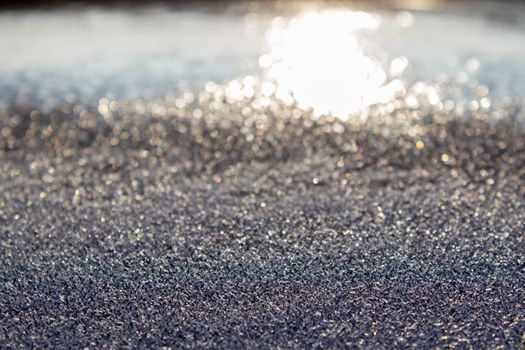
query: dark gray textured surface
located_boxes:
[1,94,524,349]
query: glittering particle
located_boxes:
[466,57,480,72]
[258,54,273,68]
[390,56,409,76]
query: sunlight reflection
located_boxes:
[262,10,406,119]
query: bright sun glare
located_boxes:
[262,10,406,119]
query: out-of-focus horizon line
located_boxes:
[2,0,524,11]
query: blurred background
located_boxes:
[1,0,524,121]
